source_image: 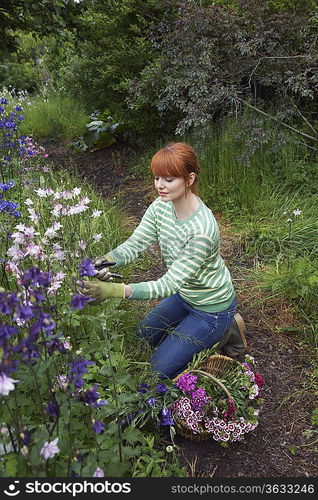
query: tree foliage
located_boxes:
[0,0,86,52]
[128,0,318,139]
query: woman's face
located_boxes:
[154,176,190,202]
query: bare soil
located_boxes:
[45,140,318,478]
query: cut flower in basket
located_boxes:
[126,354,265,446]
[170,354,265,443]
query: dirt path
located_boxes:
[46,141,318,478]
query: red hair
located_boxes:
[150,142,200,193]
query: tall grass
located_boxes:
[19,92,90,143]
[188,115,318,346]
[195,116,317,218]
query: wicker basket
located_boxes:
[173,354,242,441]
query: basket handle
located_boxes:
[188,369,234,401]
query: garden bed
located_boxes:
[46,140,318,478]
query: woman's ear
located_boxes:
[188,172,196,186]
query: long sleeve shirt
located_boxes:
[108,196,235,312]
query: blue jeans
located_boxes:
[136,293,236,380]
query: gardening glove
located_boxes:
[93,254,122,281]
[77,280,125,303]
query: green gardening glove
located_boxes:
[77,280,125,303]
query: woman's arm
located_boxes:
[127,234,215,300]
[108,203,158,266]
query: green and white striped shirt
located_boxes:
[109,196,235,312]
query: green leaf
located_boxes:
[122,426,145,445]
[5,454,18,476]
[115,372,138,390]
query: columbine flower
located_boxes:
[68,358,94,388]
[0,373,19,395]
[91,209,102,218]
[40,437,60,460]
[71,294,92,310]
[78,258,96,277]
[293,209,301,216]
[45,399,59,417]
[83,385,100,405]
[156,383,168,394]
[93,467,105,477]
[146,397,156,407]
[92,419,105,434]
[93,233,102,242]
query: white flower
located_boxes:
[73,187,81,196]
[287,218,293,223]
[93,233,102,242]
[166,445,174,453]
[79,240,87,250]
[27,208,40,223]
[44,227,57,238]
[91,209,102,218]
[7,243,23,261]
[35,188,48,197]
[40,437,60,461]
[24,198,34,206]
[51,204,63,217]
[0,373,20,395]
[52,222,62,231]
[81,196,91,205]
[21,445,29,457]
[15,223,27,232]
[292,209,301,216]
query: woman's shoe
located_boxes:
[217,313,247,357]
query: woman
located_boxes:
[79,142,247,379]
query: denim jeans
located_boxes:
[136,293,237,380]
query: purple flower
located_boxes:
[68,358,94,388]
[78,258,96,277]
[156,383,168,394]
[146,397,156,407]
[83,385,100,405]
[71,294,92,310]
[93,467,105,477]
[21,267,51,288]
[138,383,151,394]
[92,419,105,434]
[0,324,18,342]
[46,336,67,355]
[14,303,33,321]
[176,373,198,393]
[45,399,59,417]
[20,429,31,445]
[93,399,108,408]
[160,407,174,426]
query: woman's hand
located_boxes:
[77,280,126,303]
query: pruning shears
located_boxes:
[94,260,123,280]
